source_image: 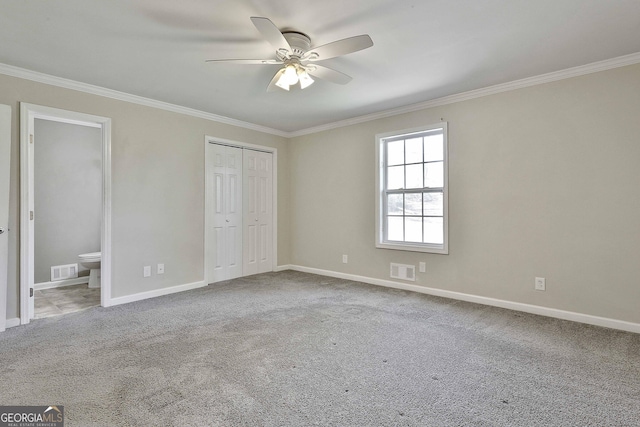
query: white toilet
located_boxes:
[79,252,101,289]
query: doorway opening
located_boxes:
[204,137,277,284]
[20,103,112,324]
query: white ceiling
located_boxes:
[2,0,640,133]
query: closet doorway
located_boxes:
[204,138,276,284]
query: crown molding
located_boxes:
[2,51,639,140]
[288,51,640,138]
[0,63,289,138]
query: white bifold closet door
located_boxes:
[243,149,273,276]
[207,143,273,284]
[207,144,244,282]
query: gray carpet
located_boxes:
[1,271,639,426]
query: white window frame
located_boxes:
[375,123,449,254]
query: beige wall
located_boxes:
[1,73,290,318]
[289,63,640,324]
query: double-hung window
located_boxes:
[376,123,448,254]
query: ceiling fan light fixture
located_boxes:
[275,73,290,91]
[275,63,314,91]
[283,64,299,85]
[298,68,314,89]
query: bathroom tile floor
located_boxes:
[34,284,100,319]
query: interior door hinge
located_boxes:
[30,288,34,297]
[30,134,33,144]
[30,211,34,220]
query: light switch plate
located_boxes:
[144,266,151,277]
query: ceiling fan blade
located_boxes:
[307,65,352,85]
[206,59,282,65]
[267,69,286,92]
[307,35,373,61]
[250,17,291,53]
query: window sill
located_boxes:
[376,241,448,255]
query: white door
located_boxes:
[243,150,273,276]
[206,144,243,283]
[0,105,11,331]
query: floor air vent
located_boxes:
[390,263,416,281]
[51,263,79,282]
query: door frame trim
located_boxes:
[19,103,112,324]
[204,136,277,284]
[0,105,11,332]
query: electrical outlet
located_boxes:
[342,255,348,264]
[419,262,426,273]
[157,263,165,274]
[535,277,546,291]
[144,266,151,278]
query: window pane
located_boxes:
[423,192,443,216]
[405,193,422,215]
[387,165,404,189]
[387,194,403,215]
[405,217,422,242]
[424,161,444,188]
[387,140,404,166]
[387,216,403,241]
[424,217,444,244]
[405,137,423,164]
[424,134,443,161]
[405,164,423,189]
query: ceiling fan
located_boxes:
[206,17,373,92]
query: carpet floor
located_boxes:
[1,271,639,426]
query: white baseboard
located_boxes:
[283,264,640,334]
[274,265,291,272]
[35,276,90,290]
[5,317,20,329]
[109,280,207,306]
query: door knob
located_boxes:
[0,227,5,234]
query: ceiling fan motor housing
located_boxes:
[283,32,312,57]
